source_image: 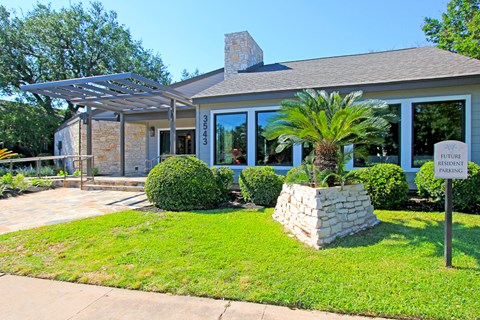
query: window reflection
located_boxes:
[256,111,293,166]
[214,113,247,165]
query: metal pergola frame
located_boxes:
[21,73,196,176]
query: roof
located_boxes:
[193,47,480,101]
[170,68,224,98]
[21,72,195,114]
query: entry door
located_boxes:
[159,129,195,156]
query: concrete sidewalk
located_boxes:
[0,274,387,320]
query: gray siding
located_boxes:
[198,84,480,185]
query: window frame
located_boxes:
[213,111,248,166]
[255,110,293,166]
[345,94,471,173]
[209,106,303,170]
[353,103,402,167]
[157,127,196,159]
[411,99,466,168]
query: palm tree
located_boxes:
[263,89,396,186]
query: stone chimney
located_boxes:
[224,31,263,79]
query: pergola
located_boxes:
[21,72,196,176]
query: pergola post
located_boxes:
[119,112,125,176]
[86,106,93,175]
[169,99,176,155]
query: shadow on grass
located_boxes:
[329,216,480,269]
[192,207,266,215]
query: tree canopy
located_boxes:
[0,100,61,157]
[0,2,171,119]
[423,0,480,59]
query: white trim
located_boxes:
[157,127,196,160]
[195,105,200,160]
[347,94,472,173]
[210,106,297,170]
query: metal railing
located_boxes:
[145,154,197,172]
[0,155,95,190]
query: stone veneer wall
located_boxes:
[54,119,146,175]
[224,31,263,79]
[273,184,380,249]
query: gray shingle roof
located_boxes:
[193,47,480,99]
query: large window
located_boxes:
[354,104,401,167]
[256,111,293,166]
[214,113,247,165]
[412,100,465,167]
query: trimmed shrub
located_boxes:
[145,156,220,210]
[415,161,443,201]
[353,163,409,209]
[211,166,234,202]
[415,161,480,213]
[239,166,284,206]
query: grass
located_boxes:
[0,209,479,320]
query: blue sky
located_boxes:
[3,0,449,82]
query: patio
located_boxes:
[0,188,149,234]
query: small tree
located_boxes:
[263,89,395,186]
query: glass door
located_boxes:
[159,129,195,156]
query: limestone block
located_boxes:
[345,202,355,209]
[342,221,354,229]
[316,227,332,238]
[330,223,343,234]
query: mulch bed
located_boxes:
[136,191,265,212]
[403,195,444,212]
[138,190,450,213]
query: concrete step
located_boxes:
[90,178,146,187]
[82,184,145,192]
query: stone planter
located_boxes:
[273,183,379,249]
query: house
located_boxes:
[46,31,480,184]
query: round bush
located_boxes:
[415,161,444,201]
[145,156,220,210]
[239,166,284,206]
[415,161,480,213]
[353,163,409,210]
[211,166,234,202]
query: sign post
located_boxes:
[434,140,468,267]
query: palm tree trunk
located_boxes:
[314,140,338,187]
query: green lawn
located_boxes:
[0,209,479,320]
